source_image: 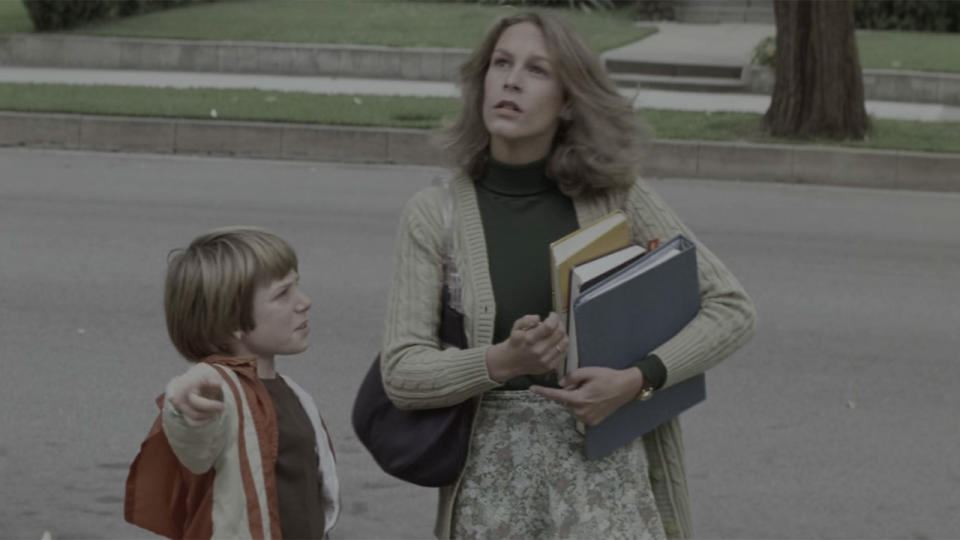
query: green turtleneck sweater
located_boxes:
[476,157,667,391]
[476,157,578,389]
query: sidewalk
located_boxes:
[3,24,959,105]
[3,66,959,123]
[1,23,957,192]
[605,22,772,66]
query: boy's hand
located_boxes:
[168,369,225,427]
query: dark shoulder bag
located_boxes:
[351,180,479,487]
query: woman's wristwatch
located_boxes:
[633,353,665,401]
[636,378,656,401]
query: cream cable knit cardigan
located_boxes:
[381,174,756,539]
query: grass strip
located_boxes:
[754,30,960,73]
[0,83,459,129]
[59,0,655,52]
[1,83,957,154]
[637,109,960,155]
[0,0,32,34]
[857,30,960,73]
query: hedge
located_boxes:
[22,0,218,31]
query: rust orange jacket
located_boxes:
[124,356,339,539]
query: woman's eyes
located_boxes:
[493,57,548,76]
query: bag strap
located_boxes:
[435,177,462,313]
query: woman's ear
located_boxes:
[559,102,573,122]
[233,330,244,342]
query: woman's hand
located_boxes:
[167,367,225,427]
[530,366,643,426]
[485,312,568,383]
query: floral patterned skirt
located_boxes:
[451,390,666,540]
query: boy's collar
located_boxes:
[201,354,258,375]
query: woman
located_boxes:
[380,10,755,539]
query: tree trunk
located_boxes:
[764,0,870,140]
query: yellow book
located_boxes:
[549,209,631,331]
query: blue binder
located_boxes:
[572,235,704,460]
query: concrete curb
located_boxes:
[0,112,440,165]
[0,33,469,81]
[3,33,958,105]
[644,139,958,192]
[2,111,955,192]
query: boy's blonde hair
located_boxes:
[164,226,298,362]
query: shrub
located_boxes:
[752,35,775,67]
[633,0,674,21]
[449,0,619,12]
[22,0,217,31]
[854,0,959,33]
[22,0,111,31]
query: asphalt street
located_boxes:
[1,148,957,539]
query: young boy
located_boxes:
[125,226,339,539]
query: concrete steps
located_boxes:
[606,58,746,92]
[610,72,745,92]
[606,59,741,79]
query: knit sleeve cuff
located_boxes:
[633,353,666,390]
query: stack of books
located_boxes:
[549,212,706,460]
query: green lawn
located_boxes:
[857,30,960,73]
[53,0,654,52]
[0,0,31,34]
[0,83,459,129]
[754,30,960,73]
[637,109,960,154]
[2,83,957,154]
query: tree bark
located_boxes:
[764,0,870,140]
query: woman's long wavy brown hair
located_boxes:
[440,11,645,197]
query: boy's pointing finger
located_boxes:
[198,381,224,402]
[187,389,225,414]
